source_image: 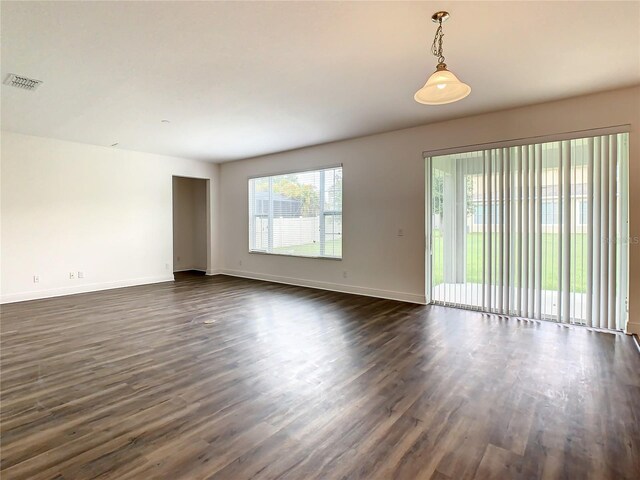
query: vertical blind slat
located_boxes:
[593,137,602,328]
[485,152,490,310]
[600,136,609,328]
[503,148,513,314]
[562,141,572,323]
[608,136,617,330]
[586,138,594,327]
[497,149,504,311]
[516,147,523,316]
[535,144,543,319]
[524,144,529,318]
[556,143,563,323]
[528,145,536,318]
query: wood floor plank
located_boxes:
[1,273,639,479]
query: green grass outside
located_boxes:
[432,231,588,293]
[272,238,342,258]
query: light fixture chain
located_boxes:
[431,23,445,64]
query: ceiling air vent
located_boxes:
[3,73,43,91]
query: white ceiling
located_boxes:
[1,1,639,162]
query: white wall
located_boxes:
[219,86,640,333]
[172,176,208,271]
[0,132,220,303]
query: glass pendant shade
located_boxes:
[414,66,471,105]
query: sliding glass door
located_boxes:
[427,132,629,330]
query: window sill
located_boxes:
[249,251,342,261]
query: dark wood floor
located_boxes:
[1,273,639,480]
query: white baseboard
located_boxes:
[220,269,426,304]
[626,321,640,336]
[0,275,175,304]
[1,271,425,305]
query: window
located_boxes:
[541,201,559,225]
[428,132,629,330]
[578,200,588,226]
[249,166,342,259]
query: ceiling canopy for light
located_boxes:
[415,11,471,105]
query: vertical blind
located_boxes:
[249,166,342,258]
[428,133,629,330]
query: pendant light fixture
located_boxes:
[414,11,471,105]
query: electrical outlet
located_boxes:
[239,260,242,266]
[397,228,404,237]
[33,275,40,283]
[69,272,76,280]
[165,263,170,270]
[343,270,348,279]
[77,271,84,279]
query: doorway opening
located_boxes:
[172,176,209,276]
